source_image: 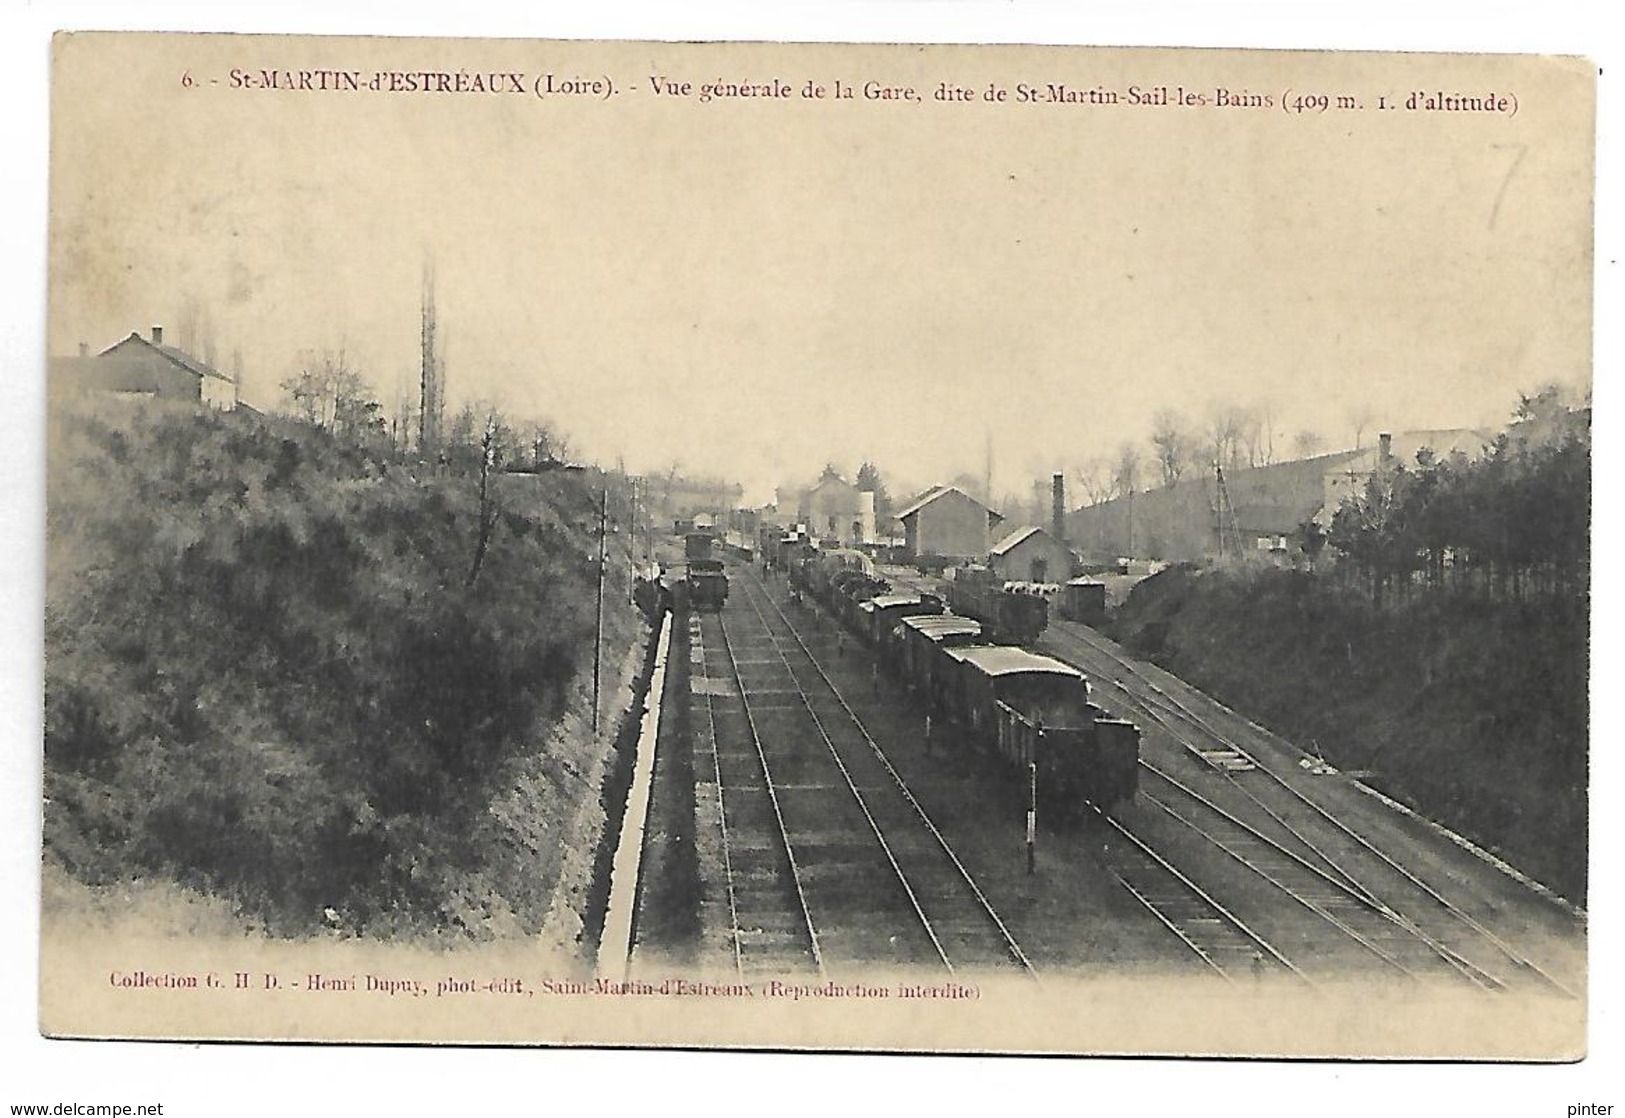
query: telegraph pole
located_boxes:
[593,487,608,736]
[1026,759,1037,875]
[628,479,638,604]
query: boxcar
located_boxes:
[895,614,985,703]
[858,593,944,647]
[943,645,1139,816]
[1058,577,1107,624]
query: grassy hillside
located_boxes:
[44,403,642,938]
[1111,565,1588,904]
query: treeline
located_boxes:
[44,403,624,935]
[278,348,575,472]
[1326,386,1590,606]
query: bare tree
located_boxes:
[1074,456,1117,507]
[279,349,379,437]
[1205,403,1249,471]
[1073,456,1119,555]
[1248,402,1276,467]
[175,294,204,356]
[391,390,419,452]
[1149,409,1193,488]
[515,418,572,468]
[1029,476,1050,526]
[1115,442,1142,496]
[281,362,324,425]
[1293,429,1324,458]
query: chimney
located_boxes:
[77,342,88,357]
[151,325,164,346]
[1378,431,1392,462]
[1051,472,1066,545]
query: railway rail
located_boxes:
[1043,621,1579,997]
[730,566,1035,976]
[870,564,1574,991]
[680,556,1577,991]
[1092,810,1303,984]
[693,563,1036,976]
[696,613,823,975]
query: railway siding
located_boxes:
[1041,619,1583,995]
[725,562,1209,977]
[628,553,1579,991]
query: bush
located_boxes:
[1112,564,1588,903]
[45,405,612,934]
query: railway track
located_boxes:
[1092,811,1303,984]
[726,560,1575,991]
[1135,763,1494,986]
[695,613,823,975]
[1043,621,1578,997]
[725,565,1035,976]
[831,565,1430,983]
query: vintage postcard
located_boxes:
[40,31,1592,1058]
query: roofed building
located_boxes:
[1064,429,1496,564]
[897,485,1004,563]
[779,467,876,545]
[989,525,1074,584]
[51,326,238,410]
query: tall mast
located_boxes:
[419,256,444,454]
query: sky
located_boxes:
[49,36,1593,509]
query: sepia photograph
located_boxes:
[6,2,1618,1112]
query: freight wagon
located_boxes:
[945,565,1049,644]
[943,645,1139,815]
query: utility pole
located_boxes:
[1026,756,1038,876]
[628,479,638,603]
[593,487,608,736]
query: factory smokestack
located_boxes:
[1051,472,1066,545]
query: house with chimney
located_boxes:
[988,525,1074,584]
[51,326,238,411]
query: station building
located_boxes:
[897,485,1004,564]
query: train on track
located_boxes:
[681,530,729,612]
[943,564,1050,644]
[781,538,1140,819]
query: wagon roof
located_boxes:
[898,615,982,640]
[944,645,1084,679]
[1065,576,1106,587]
[861,593,924,612]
